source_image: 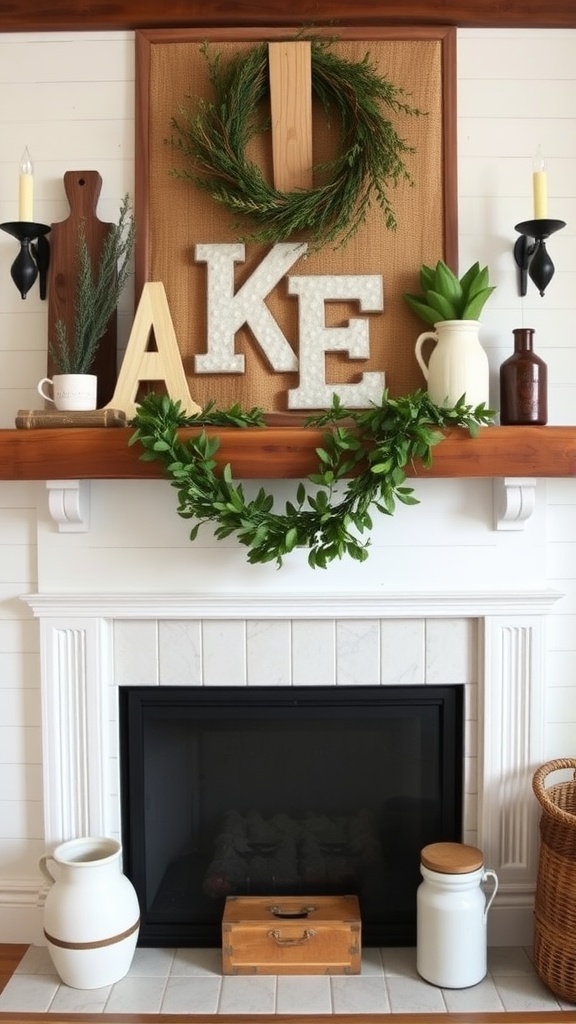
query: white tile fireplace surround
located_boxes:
[24,586,560,948]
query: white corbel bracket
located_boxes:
[494,477,537,531]
[46,480,90,532]
[43,477,535,535]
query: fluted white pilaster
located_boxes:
[480,616,546,879]
[38,616,112,849]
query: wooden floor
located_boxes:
[0,947,27,997]
[1,945,576,1023]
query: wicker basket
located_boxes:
[532,757,576,1002]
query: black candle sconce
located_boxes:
[513,218,566,298]
[0,221,51,300]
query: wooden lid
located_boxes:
[421,842,484,874]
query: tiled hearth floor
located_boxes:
[0,945,575,1015]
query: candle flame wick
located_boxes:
[20,147,33,175]
[532,146,546,173]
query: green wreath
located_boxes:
[169,37,422,250]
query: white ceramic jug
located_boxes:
[39,836,140,989]
[414,319,490,408]
[416,842,498,988]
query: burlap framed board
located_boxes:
[134,26,457,413]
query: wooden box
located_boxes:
[221,894,361,975]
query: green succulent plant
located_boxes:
[403,260,496,326]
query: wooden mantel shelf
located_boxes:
[1,425,576,482]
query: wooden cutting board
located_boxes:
[47,171,117,407]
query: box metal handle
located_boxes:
[268,928,316,946]
[268,904,317,918]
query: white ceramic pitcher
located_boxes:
[414,319,490,408]
[39,836,140,989]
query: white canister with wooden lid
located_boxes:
[416,842,498,988]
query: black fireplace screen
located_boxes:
[119,685,463,947]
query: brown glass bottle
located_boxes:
[499,328,548,425]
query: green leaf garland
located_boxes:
[130,391,495,569]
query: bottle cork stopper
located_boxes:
[421,842,484,874]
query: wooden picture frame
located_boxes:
[135,26,457,412]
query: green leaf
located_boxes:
[465,264,490,300]
[458,261,480,296]
[462,286,496,320]
[370,460,393,475]
[425,289,457,321]
[433,261,463,310]
[396,488,419,506]
[419,264,436,292]
[315,447,333,465]
[402,294,443,326]
[285,527,298,552]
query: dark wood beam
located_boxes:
[1,0,576,31]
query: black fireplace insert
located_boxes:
[119,684,463,947]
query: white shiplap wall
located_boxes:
[0,27,575,942]
[0,32,136,927]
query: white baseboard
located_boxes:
[0,878,535,948]
[0,878,45,944]
[488,892,535,947]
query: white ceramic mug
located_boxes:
[38,374,98,412]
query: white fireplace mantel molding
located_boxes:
[44,477,539,533]
[24,587,562,946]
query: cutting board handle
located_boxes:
[63,170,103,215]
